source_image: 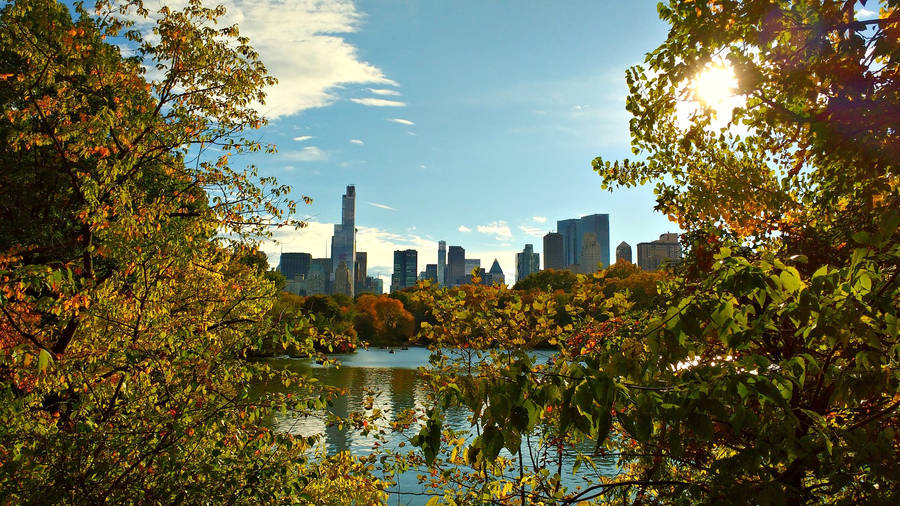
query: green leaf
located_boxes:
[481,425,504,461]
[779,269,801,293]
[38,349,52,372]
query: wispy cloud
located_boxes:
[458,225,472,233]
[856,8,876,17]
[388,118,415,126]
[282,146,328,162]
[351,98,407,107]
[292,135,313,142]
[350,139,364,145]
[477,221,512,241]
[122,1,398,119]
[368,88,401,96]
[519,225,543,237]
[368,201,396,211]
[532,216,547,223]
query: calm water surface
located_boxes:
[256,347,614,504]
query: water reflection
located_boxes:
[262,348,433,454]
[256,347,615,504]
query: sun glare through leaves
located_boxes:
[692,63,738,110]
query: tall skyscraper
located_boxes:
[447,246,465,286]
[637,233,682,271]
[578,233,604,274]
[331,185,356,296]
[580,214,610,269]
[543,232,564,270]
[277,252,311,281]
[391,249,418,292]
[437,240,446,286]
[516,244,540,282]
[616,241,632,263]
[556,214,610,270]
[557,218,579,267]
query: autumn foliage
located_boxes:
[0,0,378,502]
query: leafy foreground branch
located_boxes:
[406,0,900,504]
[0,0,386,503]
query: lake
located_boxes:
[255,347,615,504]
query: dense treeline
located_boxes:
[260,259,666,354]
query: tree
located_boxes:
[513,268,579,292]
[353,294,415,346]
[599,260,670,310]
[413,1,900,504]
[0,0,381,502]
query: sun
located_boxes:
[692,64,738,110]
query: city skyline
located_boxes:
[250,1,679,283]
[274,185,679,289]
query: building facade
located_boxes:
[391,249,418,292]
[354,252,368,294]
[543,232,564,270]
[577,233,604,274]
[437,240,446,286]
[485,259,505,285]
[580,214,610,269]
[424,263,438,284]
[557,218,580,267]
[616,241,633,263]
[637,233,682,271]
[277,252,311,281]
[516,244,540,281]
[447,246,465,286]
[556,214,610,270]
[333,261,352,296]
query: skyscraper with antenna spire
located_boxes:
[331,185,356,296]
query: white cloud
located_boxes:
[519,225,543,237]
[282,146,328,162]
[856,8,876,17]
[292,135,313,142]
[283,165,296,171]
[350,139,364,145]
[351,98,407,107]
[407,131,417,136]
[123,0,397,119]
[477,221,512,241]
[419,164,427,169]
[387,118,415,126]
[458,225,472,233]
[368,88,401,96]
[367,201,396,211]
[532,216,547,223]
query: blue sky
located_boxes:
[132,0,677,283]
